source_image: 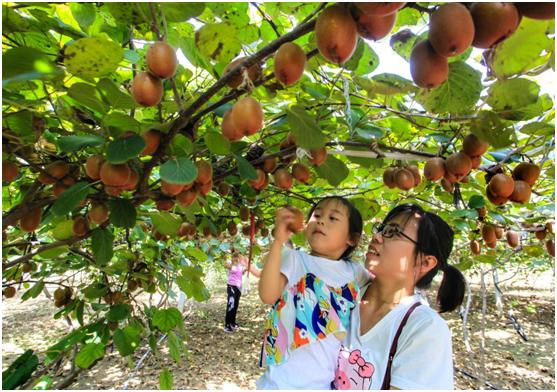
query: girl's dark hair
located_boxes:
[382,204,466,313]
[307,196,363,260]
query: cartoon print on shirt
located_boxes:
[333,346,374,390]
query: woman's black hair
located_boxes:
[382,203,466,313]
[307,196,363,260]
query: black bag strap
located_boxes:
[381,302,422,390]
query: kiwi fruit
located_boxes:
[423,157,446,182]
[100,162,131,187]
[445,152,472,181]
[161,180,184,196]
[462,134,489,158]
[140,130,161,156]
[515,3,555,20]
[285,206,305,233]
[3,161,19,182]
[355,3,406,15]
[355,10,397,41]
[383,167,398,188]
[509,180,531,204]
[512,162,540,186]
[291,163,311,184]
[195,160,213,184]
[482,224,497,244]
[488,174,515,198]
[470,240,481,255]
[85,155,104,180]
[131,71,164,107]
[274,42,306,86]
[315,5,359,65]
[146,41,177,79]
[429,3,475,57]
[470,3,520,49]
[273,168,293,190]
[410,40,449,89]
[89,202,109,225]
[230,97,264,136]
[223,57,262,89]
[20,206,42,232]
[506,230,519,248]
[395,168,414,190]
[309,148,327,166]
[546,239,555,257]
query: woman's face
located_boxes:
[365,212,421,283]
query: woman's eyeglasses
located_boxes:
[372,223,418,245]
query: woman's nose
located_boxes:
[371,232,383,243]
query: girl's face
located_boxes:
[365,212,421,283]
[305,199,354,260]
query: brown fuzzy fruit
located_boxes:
[315,5,358,65]
[248,168,267,189]
[407,165,421,187]
[104,186,123,197]
[383,167,398,188]
[3,161,19,182]
[72,216,89,237]
[355,11,397,41]
[21,262,33,273]
[53,288,66,301]
[140,130,161,156]
[535,228,547,240]
[395,168,414,191]
[274,42,306,86]
[195,160,213,184]
[410,40,449,89]
[509,180,531,204]
[53,183,68,198]
[223,57,262,89]
[3,286,16,298]
[515,3,555,20]
[156,199,175,211]
[176,189,197,207]
[546,239,555,257]
[482,224,497,244]
[228,221,238,236]
[291,163,311,184]
[285,206,304,233]
[470,3,520,49]
[39,161,70,184]
[196,179,213,196]
[512,162,540,186]
[441,178,454,193]
[161,180,184,197]
[545,221,555,235]
[127,279,139,292]
[470,156,482,170]
[506,230,519,248]
[470,240,481,255]
[423,157,446,182]
[477,206,487,218]
[85,155,104,180]
[100,163,131,187]
[445,152,472,181]
[20,206,42,232]
[429,3,475,57]
[355,3,406,15]
[222,110,243,141]
[486,186,508,206]
[89,202,109,225]
[463,134,489,158]
[239,206,250,222]
[121,169,139,191]
[495,226,504,239]
[488,174,515,198]
[261,227,270,237]
[262,157,277,173]
[274,168,293,190]
[131,71,164,107]
[146,41,177,79]
[309,147,327,166]
[217,182,230,196]
[230,97,264,136]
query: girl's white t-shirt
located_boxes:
[333,289,454,390]
[257,248,370,390]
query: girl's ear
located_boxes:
[417,255,438,279]
[347,234,361,248]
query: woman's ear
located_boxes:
[418,255,438,278]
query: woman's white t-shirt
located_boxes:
[333,289,454,390]
[257,248,370,390]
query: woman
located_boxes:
[333,204,465,390]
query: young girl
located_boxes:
[257,196,371,389]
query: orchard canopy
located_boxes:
[1,1,555,389]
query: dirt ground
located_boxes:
[2,269,555,390]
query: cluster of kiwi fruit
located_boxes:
[383,165,421,190]
[485,162,539,206]
[410,3,554,89]
[423,134,489,193]
[531,221,555,257]
[53,286,73,308]
[131,41,177,107]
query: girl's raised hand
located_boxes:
[274,206,304,244]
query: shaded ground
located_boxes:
[2,271,555,389]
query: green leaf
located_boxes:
[108,199,136,228]
[489,18,553,79]
[51,220,74,241]
[314,156,349,187]
[91,228,114,266]
[70,3,96,32]
[2,47,60,86]
[159,158,198,184]
[519,122,555,136]
[185,247,208,262]
[169,134,193,157]
[417,61,482,114]
[113,327,140,357]
[152,308,182,332]
[204,131,231,155]
[151,212,181,236]
[51,182,91,216]
[286,106,326,149]
[344,38,379,76]
[82,283,108,299]
[97,78,136,110]
[106,134,145,164]
[167,331,182,364]
[64,37,123,78]
[75,300,85,326]
[355,73,416,97]
[233,153,258,181]
[471,111,514,149]
[468,195,486,209]
[486,78,541,121]
[21,280,44,301]
[103,113,140,134]
[57,135,105,152]
[68,83,109,114]
[161,3,205,22]
[75,343,105,369]
[2,110,34,141]
[2,349,39,390]
[195,22,240,63]
[106,304,131,322]
[159,368,173,390]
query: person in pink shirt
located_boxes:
[224,250,260,332]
